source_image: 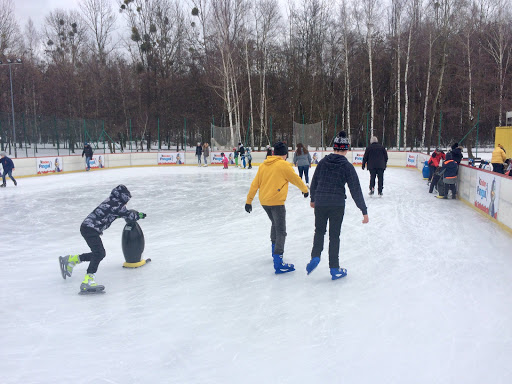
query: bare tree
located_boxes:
[485,0,511,126]
[0,0,22,56]
[79,0,117,62]
[358,0,381,138]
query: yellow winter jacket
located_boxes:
[491,145,507,164]
[246,156,309,206]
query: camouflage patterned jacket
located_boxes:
[81,185,140,234]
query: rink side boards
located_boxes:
[5,150,512,235]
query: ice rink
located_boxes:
[1,164,512,384]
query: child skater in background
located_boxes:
[59,184,146,294]
[222,152,229,169]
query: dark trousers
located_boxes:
[298,165,310,183]
[80,225,106,274]
[444,183,457,199]
[369,168,385,193]
[429,174,440,193]
[2,169,16,185]
[262,205,287,255]
[311,206,345,268]
[248,159,252,168]
[492,163,504,174]
[428,165,437,181]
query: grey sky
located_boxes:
[14,0,84,30]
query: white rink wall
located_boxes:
[5,150,512,231]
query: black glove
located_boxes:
[303,192,309,198]
[138,212,147,219]
[245,204,252,213]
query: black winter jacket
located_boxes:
[451,147,463,164]
[82,185,140,235]
[82,145,93,158]
[362,143,388,170]
[195,146,202,156]
[310,154,368,215]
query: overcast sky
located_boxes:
[14,0,83,30]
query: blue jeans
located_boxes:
[2,169,16,185]
[85,156,91,170]
[298,165,310,183]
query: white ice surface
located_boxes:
[1,165,512,384]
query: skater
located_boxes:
[436,152,458,199]
[234,147,239,167]
[293,143,312,185]
[450,143,463,164]
[306,132,369,280]
[362,136,388,196]
[239,143,246,168]
[202,143,210,167]
[245,142,309,274]
[265,145,272,159]
[491,144,507,174]
[82,143,93,171]
[427,149,445,183]
[246,147,253,169]
[58,185,146,294]
[222,152,229,169]
[195,142,203,166]
[0,151,16,187]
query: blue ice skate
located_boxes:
[330,268,347,280]
[271,243,275,258]
[273,254,295,274]
[306,257,320,275]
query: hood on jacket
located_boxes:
[112,184,131,203]
[262,155,287,166]
[323,153,347,169]
[446,152,453,161]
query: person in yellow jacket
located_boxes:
[245,142,309,274]
[491,144,507,174]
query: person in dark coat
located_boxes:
[306,132,369,280]
[265,145,272,158]
[195,142,203,166]
[58,185,146,293]
[0,151,17,187]
[436,152,458,199]
[362,136,388,196]
[450,142,463,164]
[82,143,94,171]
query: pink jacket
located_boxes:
[222,156,229,166]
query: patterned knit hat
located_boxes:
[333,131,350,150]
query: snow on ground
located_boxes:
[1,165,511,384]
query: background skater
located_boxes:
[362,136,388,196]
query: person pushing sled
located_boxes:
[59,184,146,294]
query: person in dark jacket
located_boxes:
[450,142,463,164]
[436,152,458,199]
[195,142,203,166]
[265,145,272,158]
[306,132,369,280]
[239,142,246,168]
[58,185,146,293]
[82,143,94,171]
[362,136,388,196]
[0,151,17,187]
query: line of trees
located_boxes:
[0,0,510,154]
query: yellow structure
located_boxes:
[495,126,512,154]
